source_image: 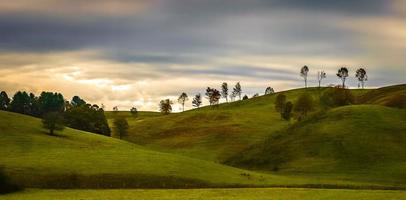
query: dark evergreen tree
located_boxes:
[0,91,10,111]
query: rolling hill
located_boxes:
[110,86,399,163]
[0,110,298,188]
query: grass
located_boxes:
[0,110,289,188]
[226,105,406,186]
[2,188,406,200]
[108,86,400,163]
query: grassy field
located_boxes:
[2,188,406,200]
[0,110,296,188]
[3,110,393,189]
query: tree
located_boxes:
[178,92,188,112]
[130,107,138,117]
[205,87,221,105]
[265,87,274,95]
[275,94,287,113]
[337,67,349,88]
[113,116,129,139]
[64,100,111,136]
[9,91,31,115]
[294,93,314,118]
[71,96,86,107]
[252,93,259,98]
[317,71,326,88]
[192,93,202,108]
[300,65,309,88]
[113,106,119,112]
[229,91,237,102]
[233,82,242,100]
[0,91,10,110]
[38,92,65,115]
[221,82,229,102]
[355,68,368,89]
[242,95,249,100]
[42,112,64,135]
[281,101,293,121]
[160,99,173,114]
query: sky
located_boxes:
[0,0,405,111]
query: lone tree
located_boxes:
[130,107,138,117]
[192,93,202,108]
[178,92,188,112]
[300,65,309,88]
[275,93,287,113]
[242,95,249,100]
[294,93,314,118]
[113,116,129,139]
[355,68,368,89]
[281,101,293,121]
[159,99,173,114]
[221,82,229,102]
[233,82,242,100]
[42,112,64,135]
[337,67,349,88]
[205,87,221,105]
[317,71,326,88]
[0,91,10,110]
[265,87,275,95]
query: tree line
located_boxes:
[300,66,368,89]
[159,82,274,114]
[0,91,110,136]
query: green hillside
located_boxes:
[112,87,384,162]
[227,105,406,185]
[0,110,301,188]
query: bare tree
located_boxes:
[178,92,188,112]
[337,67,349,88]
[355,68,368,89]
[221,82,229,102]
[233,82,242,100]
[317,71,327,88]
[300,65,309,88]
[192,93,202,108]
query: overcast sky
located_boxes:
[1,0,405,111]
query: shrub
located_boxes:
[294,93,314,117]
[320,88,354,108]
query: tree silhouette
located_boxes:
[205,87,221,105]
[192,93,202,108]
[9,91,31,115]
[317,71,326,88]
[355,68,368,89]
[221,82,229,102]
[42,112,64,135]
[178,92,188,112]
[0,91,10,111]
[337,67,349,88]
[130,107,138,117]
[300,65,309,88]
[265,87,274,95]
[242,95,249,100]
[159,99,173,114]
[113,116,129,139]
[233,82,242,100]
